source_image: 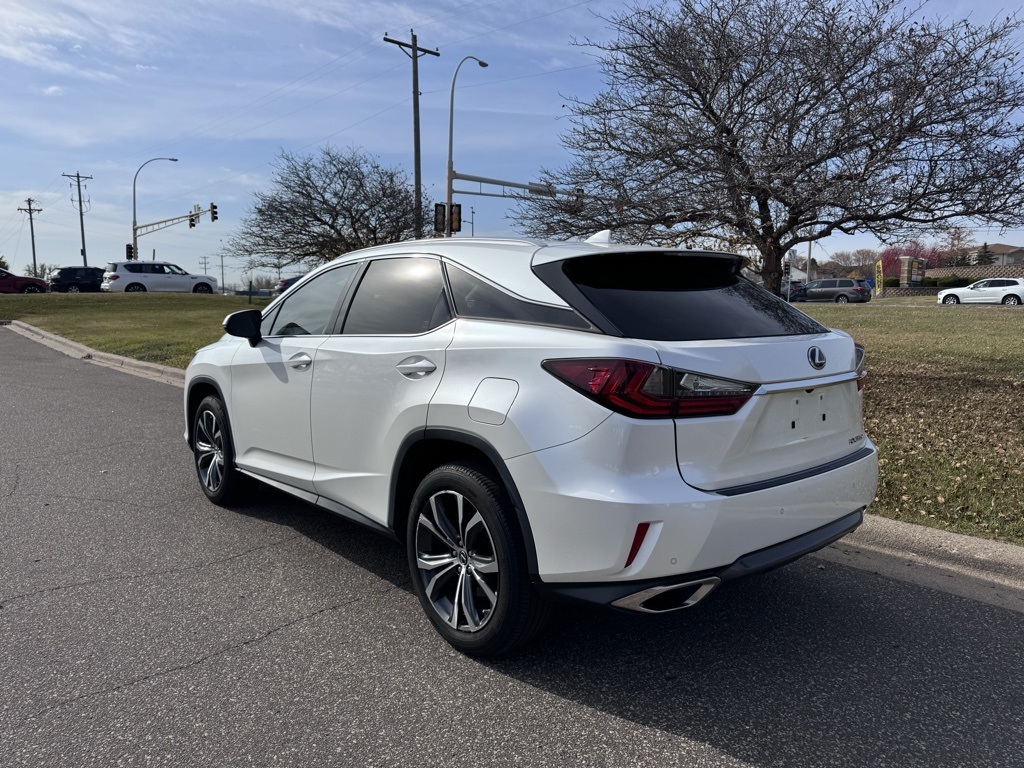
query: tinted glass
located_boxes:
[560,253,826,341]
[447,264,590,330]
[268,263,358,337]
[123,263,142,273]
[838,280,853,287]
[821,280,838,288]
[344,258,452,335]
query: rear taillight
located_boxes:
[855,343,867,391]
[542,359,754,419]
[108,274,119,280]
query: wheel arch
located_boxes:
[390,429,540,577]
[185,376,227,448]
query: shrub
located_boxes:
[882,277,900,287]
[921,277,938,287]
[937,275,973,288]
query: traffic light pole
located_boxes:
[130,203,218,258]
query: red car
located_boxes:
[0,268,49,293]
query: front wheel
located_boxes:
[1002,295,1021,306]
[942,295,959,305]
[192,396,244,505]
[20,284,42,293]
[407,464,549,657]
[193,283,213,294]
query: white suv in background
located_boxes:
[183,236,878,657]
[102,260,218,293]
[937,278,1024,305]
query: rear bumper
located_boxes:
[537,508,864,611]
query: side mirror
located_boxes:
[224,309,263,347]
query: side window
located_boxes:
[147,264,166,274]
[821,280,838,289]
[838,279,853,287]
[447,264,591,330]
[267,263,358,337]
[343,258,451,335]
[123,263,142,273]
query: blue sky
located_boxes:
[1,0,1020,285]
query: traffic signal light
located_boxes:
[783,261,790,277]
[210,203,218,222]
[450,204,462,233]
[126,243,134,260]
[434,203,446,234]
[189,214,196,229]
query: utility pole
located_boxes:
[199,255,211,274]
[470,206,475,237]
[17,198,42,277]
[63,171,93,266]
[384,29,439,240]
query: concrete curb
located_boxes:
[6,320,185,388]
[6,318,1024,600]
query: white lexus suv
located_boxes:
[183,236,877,656]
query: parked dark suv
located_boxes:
[802,278,872,303]
[47,266,105,293]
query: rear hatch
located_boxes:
[533,249,868,491]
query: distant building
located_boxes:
[966,243,1024,266]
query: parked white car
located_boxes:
[184,236,878,656]
[101,260,218,293]
[937,278,1024,305]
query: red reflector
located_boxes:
[625,522,651,568]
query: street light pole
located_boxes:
[133,157,178,259]
[446,56,488,237]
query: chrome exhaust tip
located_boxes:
[611,577,721,614]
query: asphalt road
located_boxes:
[2,326,1023,768]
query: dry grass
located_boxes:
[802,299,1024,543]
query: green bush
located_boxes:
[882,277,900,287]
[921,277,938,287]
[937,275,973,288]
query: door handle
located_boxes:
[396,356,437,379]
[288,352,313,371]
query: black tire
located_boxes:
[192,395,244,505]
[66,284,81,293]
[407,463,550,657]
[193,283,213,294]
[835,294,849,304]
[1002,294,1021,306]
[125,283,147,293]
[20,284,42,294]
[942,295,959,305]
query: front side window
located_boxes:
[343,258,452,335]
[267,263,358,337]
[167,264,188,275]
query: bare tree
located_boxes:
[512,0,1024,292]
[223,146,429,272]
[940,226,976,267]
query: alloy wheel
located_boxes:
[194,409,225,493]
[414,489,500,633]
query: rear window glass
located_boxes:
[557,253,826,341]
[447,264,591,330]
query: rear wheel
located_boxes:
[192,396,244,505]
[1002,295,1021,306]
[193,283,213,294]
[125,283,147,293]
[66,284,81,293]
[943,295,959,305]
[835,294,849,304]
[407,463,549,657]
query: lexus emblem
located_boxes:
[807,347,826,370]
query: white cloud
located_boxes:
[43,86,65,96]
